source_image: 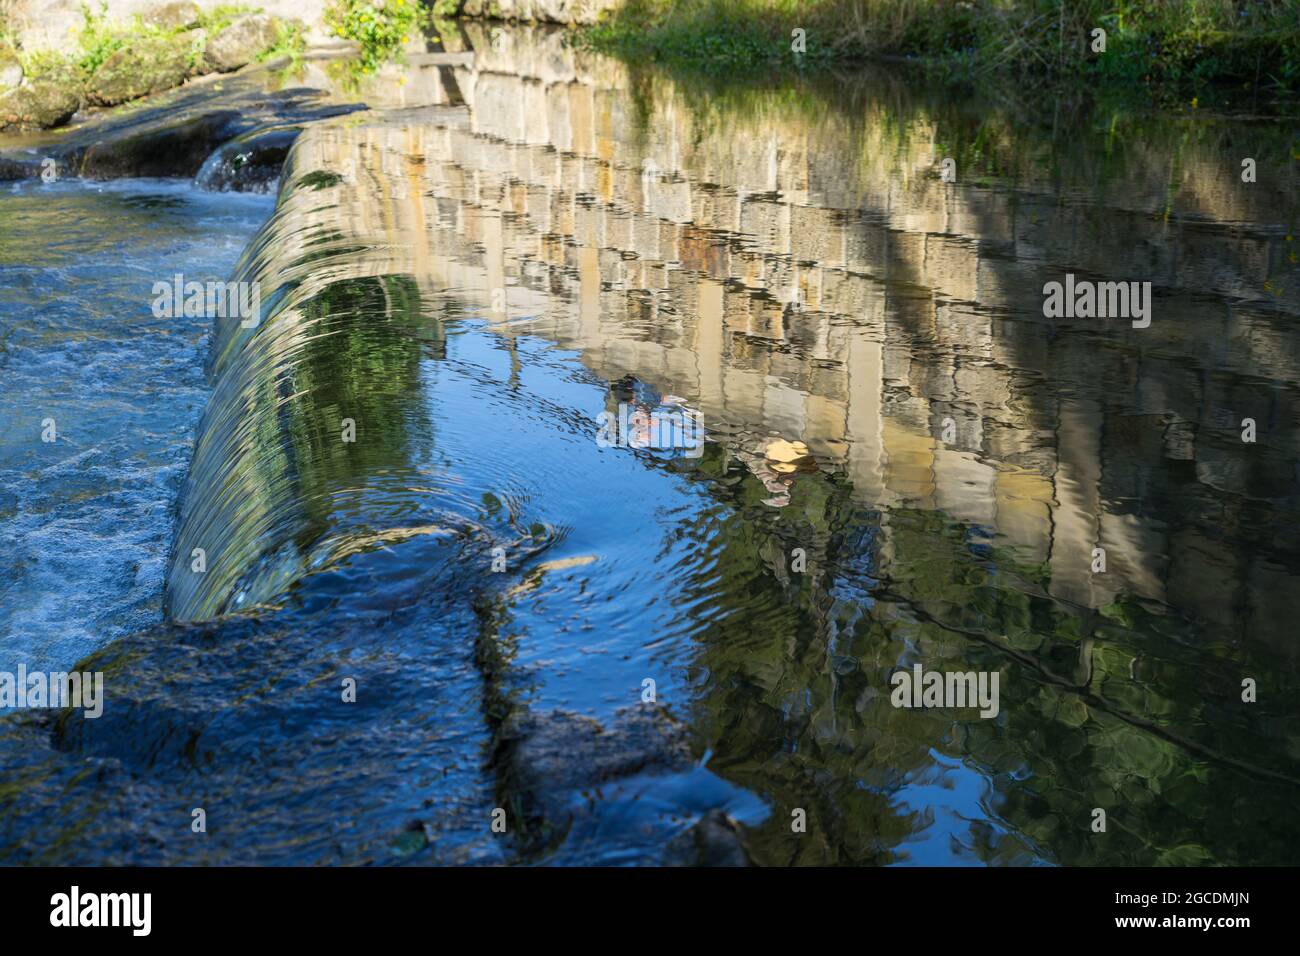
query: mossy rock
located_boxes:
[0,157,38,180]
[205,14,280,73]
[0,81,81,132]
[79,111,249,179]
[85,37,192,108]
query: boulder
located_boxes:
[0,80,81,132]
[0,157,39,180]
[205,14,280,73]
[86,37,192,107]
[143,1,204,31]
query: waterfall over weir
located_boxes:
[165,108,487,623]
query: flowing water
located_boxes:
[1,24,1298,866]
[0,180,274,671]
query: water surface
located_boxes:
[0,180,273,671]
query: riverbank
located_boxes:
[573,0,1300,99]
[0,1,436,133]
[0,3,313,131]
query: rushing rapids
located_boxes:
[1,23,1298,865]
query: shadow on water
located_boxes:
[1,24,1298,865]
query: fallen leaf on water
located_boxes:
[765,438,811,464]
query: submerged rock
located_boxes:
[0,568,512,865]
[497,705,752,865]
[672,809,752,867]
[506,708,694,803]
[79,110,245,178]
[86,37,192,107]
[498,706,689,853]
[205,14,280,73]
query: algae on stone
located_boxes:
[85,35,191,107]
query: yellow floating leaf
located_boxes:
[765,439,811,464]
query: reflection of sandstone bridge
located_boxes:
[281,25,1299,650]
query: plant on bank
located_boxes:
[16,3,291,86]
[256,19,307,69]
[325,0,423,73]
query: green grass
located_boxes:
[575,0,1300,95]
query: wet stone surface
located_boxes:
[0,68,365,180]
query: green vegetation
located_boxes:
[69,4,138,77]
[577,0,1300,95]
[2,3,300,128]
[325,0,424,73]
[35,3,257,81]
[256,18,307,69]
